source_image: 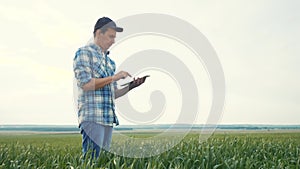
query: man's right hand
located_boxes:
[113,71,131,81]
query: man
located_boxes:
[73,17,146,159]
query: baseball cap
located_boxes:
[93,17,123,33]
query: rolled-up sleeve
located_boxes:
[73,49,92,88]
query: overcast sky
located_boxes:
[0,0,299,125]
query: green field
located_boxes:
[0,132,299,169]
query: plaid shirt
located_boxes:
[73,43,119,126]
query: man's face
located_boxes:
[96,28,116,51]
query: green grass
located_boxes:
[0,132,299,169]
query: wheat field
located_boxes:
[0,132,299,169]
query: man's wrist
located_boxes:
[128,83,132,90]
[111,76,114,83]
[128,82,136,90]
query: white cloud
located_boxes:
[0,53,74,125]
[0,0,299,124]
[0,1,84,48]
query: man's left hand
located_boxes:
[129,77,147,90]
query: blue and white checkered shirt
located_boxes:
[73,43,119,126]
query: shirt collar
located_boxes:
[89,43,109,56]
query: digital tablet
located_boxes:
[120,75,150,86]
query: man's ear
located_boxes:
[95,29,101,36]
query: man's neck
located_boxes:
[94,40,107,53]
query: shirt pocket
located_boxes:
[92,59,107,78]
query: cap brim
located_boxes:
[113,27,123,32]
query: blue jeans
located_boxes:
[80,122,113,159]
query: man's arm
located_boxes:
[82,76,113,91]
[114,86,130,99]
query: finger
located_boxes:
[126,72,132,77]
[138,79,143,84]
[135,79,139,83]
[123,72,129,78]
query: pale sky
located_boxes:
[0,0,299,125]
